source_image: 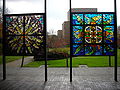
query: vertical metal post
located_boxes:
[114,0,117,82]
[2,0,6,80]
[70,0,72,82]
[109,56,111,67]
[21,15,25,67]
[21,56,24,67]
[45,0,47,82]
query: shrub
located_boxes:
[34,48,70,61]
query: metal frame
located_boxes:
[70,0,118,82]
[70,0,72,82]
[2,0,47,81]
[114,0,117,82]
[2,0,117,82]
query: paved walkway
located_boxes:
[0,66,120,90]
[0,57,120,90]
[6,56,33,67]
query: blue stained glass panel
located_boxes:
[104,26,114,43]
[73,26,83,43]
[85,45,102,55]
[104,44,114,55]
[103,14,114,24]
[73,45,84,55]
[72,14,83,25]
[72,13,115,56]
[85,14,102,24]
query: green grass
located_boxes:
[0,56,23,64]
[24,49,120,67]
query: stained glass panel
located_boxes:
[85,26,102,43]
[24,36,44,55]
[6,16,23,35]
[72,12,115,56]
[5,36,24,55]
[73,26,83,43]
[104,26,114,43]
[5,14,45,56]
[72,13,115,56]
[85,14,102,24]
[25,15,44,35]
[72,14,83,25]
[85,45,102,55]
[104,44,114,55]
[73,44,84,55]
[103,14,114,24]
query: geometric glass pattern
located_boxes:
[103,14,114,24]
[104,26,114,43]
[25,15,44,35]
[85,45,102,55]
[6,16,24,35]
[104,44,114,55]
[73,26,83,43]
[85,26,102,43]
[73,44,84,55]
[72,14,83,25]
[71,12,115,56]
[85,14,102,24]
[5,14,45,56]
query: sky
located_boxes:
[0,0,120,34]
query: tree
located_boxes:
[0,6,10,23]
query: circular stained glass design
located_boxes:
[85,26,102,43]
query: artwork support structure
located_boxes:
[2,0,47,81]
[70,0,117,82]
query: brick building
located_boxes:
[57,30,63,39]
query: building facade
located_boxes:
[62,21,70,45]
[57,30,63,39]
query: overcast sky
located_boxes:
[0,0,120,34]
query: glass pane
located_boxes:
[85,14,102,24]
[5,36,24,55]
[24,36,44,55]
[6,0,45,14]
[6,16,23,35]
[104,26,114,43]
[85,45,102,55]
[72,26,83,43]
[104,44,114,55]
[71,0,114,12]
[25,15,44,35]
[85,26,102,43]
[72,14,83,25]
[73,44,84,55]
[103,14,114,24]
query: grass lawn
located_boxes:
[24,49,120,67]
[0,56,23,64]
